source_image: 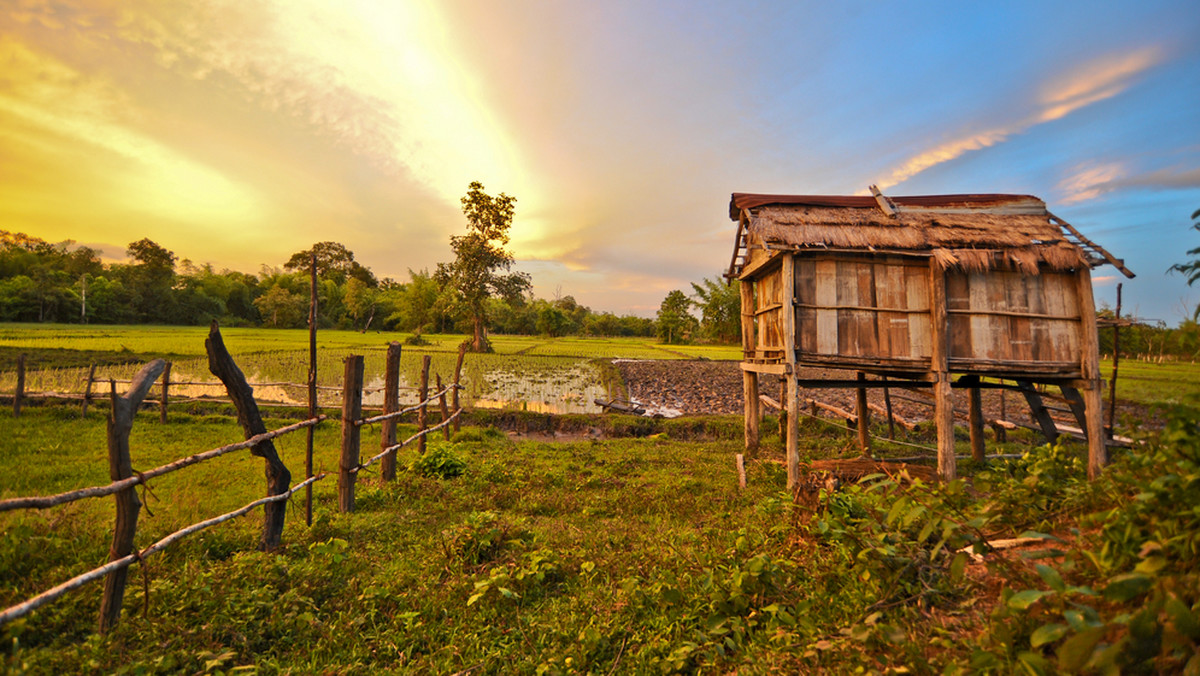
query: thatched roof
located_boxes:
[727,192,1134,278]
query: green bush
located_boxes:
[408,441,467,479]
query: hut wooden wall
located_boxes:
[785,254,1083,373]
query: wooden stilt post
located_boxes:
[782,255,800,490]
[206,323,292,549]
[380,342,402,481]
[159,361,171,424]
[855,372,870,454]
[82,363,96,418]
[739,280,760,453]
[99,359,166,633]
[883,385,896,440]
[778,377,787,446]
[996,389,1008,443]
[306,252,318,527]
[929,261,956,481]
[1076,270,1107,479]
[417,355,430,455]
[968,380,985,462]
[13,354,24,417]
[339,355,364,512]
[452,343,466,434]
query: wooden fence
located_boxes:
[0,328,466,632]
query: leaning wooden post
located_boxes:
[82,363,96,418]
[855,372,871,455]
[206,322,292,550]
[380,342,402,481]
[1076,270,1107,479]
[417,355,430,455]
[437,374,451,441]
[339,355,364,512]
[452,343,466,434]
[98,359,166,633]
[13,353,24,417]
[883,385,896,440]
[968,379,985,462]
[739,279,760,453]
[929,261,956,481]
[159,361,171,424]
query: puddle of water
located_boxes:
[13,356,609,414]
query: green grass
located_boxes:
[1,399,1198,673]
[1100,357,1200,407]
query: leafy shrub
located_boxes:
[441,511,532,565]
[408,441,467,479]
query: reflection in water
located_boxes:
[32,357,608,414]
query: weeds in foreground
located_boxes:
[1,400,1199,673]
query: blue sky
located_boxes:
[2,0,1198,321]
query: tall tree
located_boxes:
[284,241,376,287]
[1169,208,1200,319]
[436,181,531,351]
[124,238,177,321]
[690,275,740,343]
[657,289,697,344]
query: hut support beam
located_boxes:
[782,256,799,490]
[855,372,870,454]
[929,262,956,481]
[740,280,760,453]
[1076,270,1107,479]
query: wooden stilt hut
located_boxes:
[728,188,1134,486]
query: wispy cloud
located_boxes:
[871,46,1164,191]
[1058,162,1127,204]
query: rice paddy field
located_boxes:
[0,324,741,415]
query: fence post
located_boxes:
[159,361,171,424]
[306,252,318,527]
[99,359,166,633]
[339,355,364,512]
[82,363,96,418]
[380,342,402,481]
[205,322,292,550]
[13,353,24,417]
[437,374,451,441]
[452,343,466,434]
[417,355,430,455]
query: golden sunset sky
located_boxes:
[2,0,1199,319]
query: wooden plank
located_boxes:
[878,263,910,358]
[796,259,817,354]
[836,260,858,355]
[339,355,364,513]
[815,260,838,354]
[783,255,799,490]
[856,263,880,358]
[946,272,972,361]
[743,368,759,452]
[740,280,756,363]
[985,273,1012,361]
[1016,379,1059,444]
[1005,272,1034,361]
[905,265,931,358]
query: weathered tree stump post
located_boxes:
[380,342,402,481]
[99,359,166,633]
[13,353,25,417]
[206,322,292,550]
[417,355,430,455]
[437,374,451,441]
[159,361,171,424]
[452,343,466,434]
[82,363,96,418]
[339,355,364,512]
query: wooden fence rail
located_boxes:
[0,416,325,513]
[0,473,327,628]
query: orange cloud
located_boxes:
[872,46,1164,191]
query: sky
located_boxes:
[2,0,1199,322]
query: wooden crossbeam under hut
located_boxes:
[727,188,1134,486]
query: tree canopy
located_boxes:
[435,181,532,351]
